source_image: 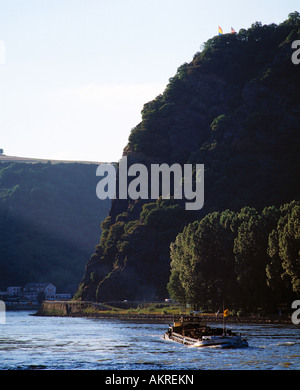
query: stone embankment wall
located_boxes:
[35,300,176,321]
[35,301,291,324]
[36,300,99,317]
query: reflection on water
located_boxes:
[0,311,299,370]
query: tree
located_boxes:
[266,201,300,302]
[287,11,300,25]
[168,211,238,310]
[234,208,271,309]
[278,202,300,294]
[168,223,199,307]
[266,229,292,305]
[168,202,299,312]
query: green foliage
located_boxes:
[143,202,184,232]
[169,211,238,310]
[234,209,270,308]
[101,221,125,258]
[267,201,300,295]
[124,220,141,234]
[168,201,300,311]
[286,11,300,25]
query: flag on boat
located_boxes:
[231,27,236,34]
[218,26,223,35]
[224,309,229,317]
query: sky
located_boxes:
[0,0,298,163]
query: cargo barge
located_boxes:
[164,316,248,348]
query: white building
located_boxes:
[4,283,72,303]
[23,283,56,300]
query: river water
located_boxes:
[0,311,299,370]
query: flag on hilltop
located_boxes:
[218,26,223,35]
[231,27,236,34]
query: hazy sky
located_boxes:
[0,0,298,162]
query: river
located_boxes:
[0,310,299,370]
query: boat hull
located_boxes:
[164,332,248,348]
[192,335,248,348]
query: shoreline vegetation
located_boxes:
[34,300,294,325]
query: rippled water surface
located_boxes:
[0,311,300,370]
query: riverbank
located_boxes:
[34,300,293,325]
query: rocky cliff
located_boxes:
[75,14,300,302]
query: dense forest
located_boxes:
[0,162,110,292]
[75,13,300,311]
[168,201,299,312]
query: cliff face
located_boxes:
[75,15,300,302]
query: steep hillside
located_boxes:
[75,13,300,302]
[0,162,110,292]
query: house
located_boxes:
[7,286,22,296]
[23,283,56,300]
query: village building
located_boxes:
[22,283,56,300]
[2,283,71,305]
[7,286,22,296]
